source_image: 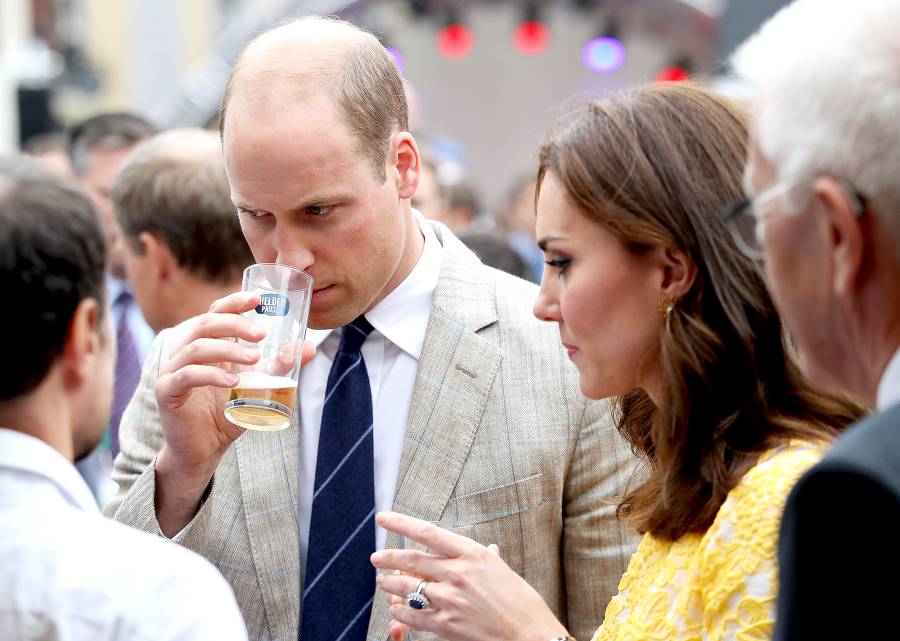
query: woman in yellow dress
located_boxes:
[370,82,864,641]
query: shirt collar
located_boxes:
[304,210,442,360]
[106,274,128,299]
[876,347,900,412]
[0,428,99,513]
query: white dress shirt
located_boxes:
[876,347,900,412]
[0,428,248,641]
[297,214,443,570]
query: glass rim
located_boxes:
[243,263,313,291]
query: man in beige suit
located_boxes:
[106,17,637,641]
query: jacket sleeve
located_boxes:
[104,329,212,542]
[562,397,641,641]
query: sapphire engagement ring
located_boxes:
[406,579,430,610]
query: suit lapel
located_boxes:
[368,224,503,639]
[236,419,301,641]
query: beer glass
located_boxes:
[224,263,313,431]
[397,521,475,641]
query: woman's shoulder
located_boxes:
[703,440,826,557]
[732,440,827,504]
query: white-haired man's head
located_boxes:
[733,0,900,219]
[731,0,900,403]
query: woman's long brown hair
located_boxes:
[537,83,865,541]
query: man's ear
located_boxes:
[811,176,866,299]
[656,245,697,300]
[139,232,176,283]
[61,298,104,387]
[392,132,420,200]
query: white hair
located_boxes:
[732,0,900,226]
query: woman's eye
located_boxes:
[545,257,571,275]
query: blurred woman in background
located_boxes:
[371,82,863,641]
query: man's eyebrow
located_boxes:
[233,191,355,213]
[287,192,354,212]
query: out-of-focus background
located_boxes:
[0,0,788,221]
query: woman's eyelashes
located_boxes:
[545,256,571,276]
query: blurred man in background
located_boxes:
[22,131,75,181]
[409,154,443,220]
[428,181,481,233]
[731,1,900,638]
[458,230,533,280]
[112,128,253,333]
[499,175,543,283]
[0,155,247,641]
[68,112,157,464]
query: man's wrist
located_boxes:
[155,447,218,537]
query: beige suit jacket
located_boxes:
[106,223,639,641]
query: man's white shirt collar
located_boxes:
[305,210,442,359]
[0,428,98,513]
[876,347,900,412]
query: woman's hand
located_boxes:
[371,512,571,641]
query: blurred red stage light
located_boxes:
[656,65,691,82]
[514,20,550,56]
[437,23,475,59]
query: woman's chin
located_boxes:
[577,375,609,401]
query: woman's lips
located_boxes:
[562,343,579,358]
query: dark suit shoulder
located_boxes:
[808,402,900,498]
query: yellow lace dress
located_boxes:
[591,441,824,641]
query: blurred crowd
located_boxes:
[1,1,898,640]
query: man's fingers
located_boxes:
[168,314,266,355]
[208,290,260,314]
[266,340,316,374]
[157,364,239,399]
[163,338,260,376]
[301,340,316,366]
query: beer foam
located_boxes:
[235,371,296,390]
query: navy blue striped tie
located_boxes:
[301,316,376,641]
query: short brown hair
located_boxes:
[0,155,106,400]
[112,129,253,283]
[68,112,157,175]
[537,83,865,541]
[218,16,408,182]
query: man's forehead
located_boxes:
[233,21,356,91]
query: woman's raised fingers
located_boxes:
[375,512,475,559]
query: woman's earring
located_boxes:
[659,297,677,329]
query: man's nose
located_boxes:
[274,226,315,273]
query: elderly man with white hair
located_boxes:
[730,1,900,639]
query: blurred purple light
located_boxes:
[582,37,626,73]
[387,47,405,73]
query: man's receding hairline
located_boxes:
[229,18,367,97]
